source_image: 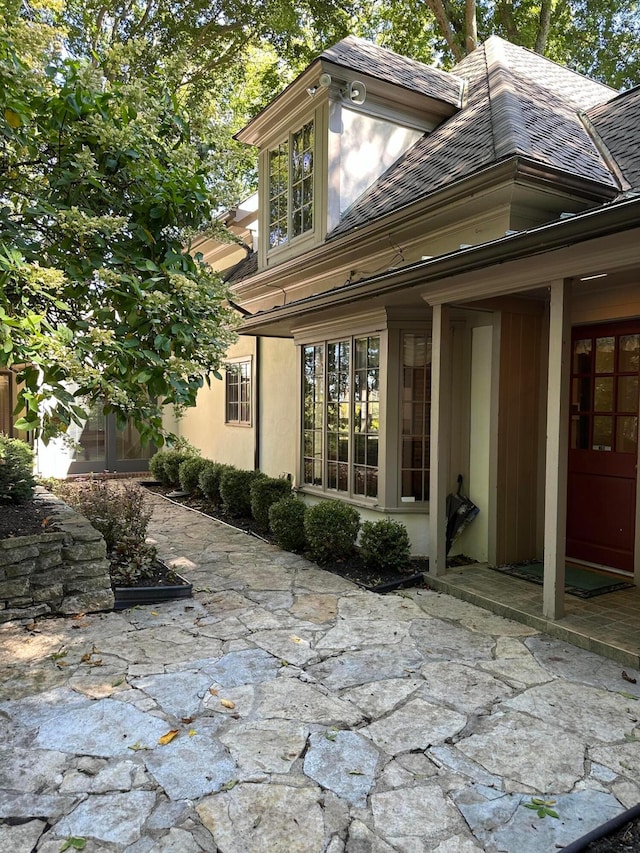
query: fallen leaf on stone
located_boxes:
[290,636,304,644]
[622,671,637,684]
[51,649,67,661]
[220,698,235,709]
[209,687,218,696]
[181,716,195,723]
[112,678,124,687]
[253,816,262,828]
[60,837,86,851]
[348,770,364,775]
[56,661,69,668]
[127,742,151,751]
[188,729,197,737]
[280,660,289,667]
[221,779,238,791]
[89,659,103,667]
[80,653,92,663]
[619,691,638,701]
[325,730,337,741]
[151,611,159,616]
[158,729,180,745]
[92,645,100,654]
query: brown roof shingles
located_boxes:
[329,36,618,239]
[587,86,640,191]
[320,35,463,107]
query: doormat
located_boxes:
[491,562,635,598]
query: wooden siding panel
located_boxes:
[495,311,543,565]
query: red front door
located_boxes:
[567,322,640,573]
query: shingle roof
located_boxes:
[330,36,618,239]
[587,86,640,191]
[320,35,463,107]
[224,252,258,284]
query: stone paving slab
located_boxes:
[1,489,640,851]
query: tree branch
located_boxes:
[425,0,465,60]
[465,0,477,52]
[535,0,554,54]
[497,0,519,42]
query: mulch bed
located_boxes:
[580,817,640,852]
[0,500,54,539]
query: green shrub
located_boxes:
[198,461,230,506]
[149,449,198,486]
[0,435,36,503]
[163,449,199,487]
[178,456,210,494]
[250,476,292,530]
[149,451,171,484]
[219,468,264,517]
[60,480,157,585]
[304,500,360,563]
[359,519,411,572]
[269,496,307,551]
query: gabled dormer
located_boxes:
[234,36,464,270]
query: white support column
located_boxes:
[543,279,571,619]
[429,304,452,577]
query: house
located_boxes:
[21,34,640,621]
[172,34,640,619]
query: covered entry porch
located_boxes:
[425,562,640,668]
[426,212,640,625]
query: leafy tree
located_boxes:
[351,0,640,88]
[0,21,237,444]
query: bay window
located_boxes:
[303,335,380,498]
[401,332,431,502]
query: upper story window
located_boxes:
[268,120,314,249]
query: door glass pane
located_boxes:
[616,416,638,454]
[572,339,592,373]
[571,377,591,412]
[571,415,589,450]
[73,405,106,463]
[592,416,613,450]
[618,376,639,413]
[595,337,615,373]
[619,335,640,372]
[594,377,613,412]
[115,421,152,462]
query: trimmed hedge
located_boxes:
[0,435,35,503]
[304,500,360,563]
[219,468,265,517]
[178,456,210,494]
[199,461,231,506]
[250,476,292,530]
[359,519,411,572]
[269,496,307,551]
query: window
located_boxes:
[268,120,314,249]
[225,361,251,425]
[302,336,380,498]
[401,332,431,502]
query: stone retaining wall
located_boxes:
[0,489,114,623]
